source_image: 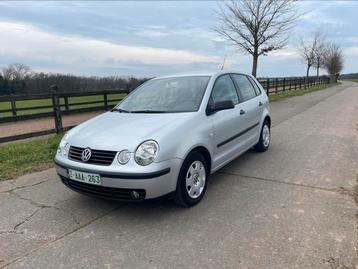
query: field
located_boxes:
[0,93,127,118]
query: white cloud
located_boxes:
[300,11,346,27]
[0,21,222,68]
[135,25,225,44]
[344,47,358,56]
[135,30,170,38]
[269,48,300,60]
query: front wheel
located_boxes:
[254,120,270,152]
[174,152,208,207]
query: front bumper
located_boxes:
[54,157,182,200]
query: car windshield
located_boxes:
[115,76,210,113]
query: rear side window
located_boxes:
[231,74,257,102]
[211,75,239,104]
[248,76,262,95]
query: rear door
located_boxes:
[231,74,262,146]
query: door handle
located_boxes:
[240,109,245,115]
[259,101,263,106]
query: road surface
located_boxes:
[0,81,357,269]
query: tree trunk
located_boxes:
[316,67,319,78]
[252,54,258,77]
[306,65,311,78]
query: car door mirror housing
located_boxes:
[206,100,235,115]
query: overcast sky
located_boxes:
[0,1,357,77]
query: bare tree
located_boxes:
[1,66,13,80]
[214,0,297,77]
[1,63,33,81]
[298,35,318,78]
[312,32,326,78]
[323,42,343,82]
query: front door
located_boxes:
[209,74,247,169]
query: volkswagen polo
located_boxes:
[54,71,271,206]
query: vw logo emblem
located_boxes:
[81,148,92,162]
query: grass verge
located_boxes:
[268,83,340,102]
[0,134,63,181]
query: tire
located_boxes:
[254,120,270,152]
[174,151,208,207]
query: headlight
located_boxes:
[135,140,159,166]
[58,133,70,156]
[117,149,131,164]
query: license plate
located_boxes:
[68,169,101,186]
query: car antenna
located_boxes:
[221,55,227,70]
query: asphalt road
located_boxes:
[0,82,357,269]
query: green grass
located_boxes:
[0,134,63,181]
[0,93,126,118]
[268,83,340,102]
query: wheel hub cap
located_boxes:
[185,161,206,199]
[263,125,270,147]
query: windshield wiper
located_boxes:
[130,110,167,113]
[111,108,130,113]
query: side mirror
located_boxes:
[206,100,235,115]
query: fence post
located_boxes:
[283,78,286,92]
[266,78,270,96]
[10,95,17,121]
[275,78,278,93]
[64,96,69,115]
[51,85,63,133]
[104,91,108,110]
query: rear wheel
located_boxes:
[174,152,208,207]
[254,120,270,152]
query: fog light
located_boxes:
[117,150,131,164]
[131,191,140,200]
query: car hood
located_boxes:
[67,111,194,151]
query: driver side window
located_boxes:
[211,75,239,105]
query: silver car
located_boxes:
[54,71,271,206]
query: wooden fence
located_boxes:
[0,86,129,123]
[0,75,330,143]
[257,76,330,95]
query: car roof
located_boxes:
[154,70,250,80]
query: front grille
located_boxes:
[69,146,117,166]
[60,176,146,201]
